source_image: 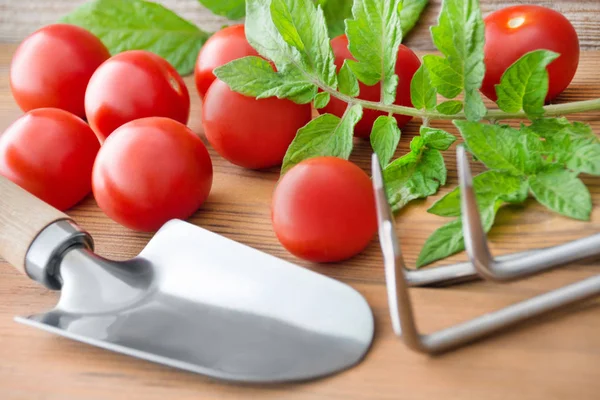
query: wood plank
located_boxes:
[0,43,599,399]
[0,0,599,50]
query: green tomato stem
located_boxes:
[321,86,600,121]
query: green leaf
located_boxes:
[436,100,463,115]
[270,0,337,88]
[384,147,447,211]
[495,50,560,118]
[313,91,331,108]
[426,0,486,121]
[525,118,600,176]
[338,60,360,97]
[346,0,403,104]
[428,170,528,217]
[410,135,425,153]
[214,56,317,103]
[454,120,543,175]
[400,0,429,38]
[416,199,502,267]
[529,166,592,221]
[410,64,437,111]
[318,0,353,38]
[246,0,304,69]
[197,0,246,19]
[416,220,464,268]
[371,116,401,168]
[200,0,359,37]
[61,0,209,75]
[281,105,363,174]
[420,127,456,151]
[422,55,462,99]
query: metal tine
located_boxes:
[457,146,600,281]
[373,153,600,353]
[372,155,539,288]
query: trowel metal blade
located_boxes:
[15,219,374,383]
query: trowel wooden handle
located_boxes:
[0,176,70,273]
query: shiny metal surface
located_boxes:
[457,145,600,281]
[372,151,600,354]
[25,220,93,290]
[371,152,543,288]
[17,220,374,383]
[373,145,599,288]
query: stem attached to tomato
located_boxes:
[321,86,600,121]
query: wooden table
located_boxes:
[2,1,600,50]
[0,41,599,399]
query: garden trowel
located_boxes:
[0,176,374,383]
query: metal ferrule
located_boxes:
[24,220,94,290]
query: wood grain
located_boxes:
[0,177,70,272]
[0,42,599,399]
[0,0,599,50]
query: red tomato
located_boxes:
[195,24,259,99]
[482,5,579,102]
[85,50,190,142]
[271,157,377,263]
[322,35,421,138]
[92,117,213,232]
[10,24,110,118]
[202,79,312,169]
[0,108,100,210]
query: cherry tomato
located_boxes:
[85,50,190,142]
[10,24,110,118]
[195,24,259,99]
[92,117,213,232]
[202,79,312,169]
[0,108,100,210]
[322,35,421,138]
[271,157,377,263]
[482,5,579,102]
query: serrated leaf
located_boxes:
[246,0,303,69]
[281,105,362,174]
[525,118,600,176]
[420,127,456,151]
[313,91,331,108]
[427,0,486,121]
[495,50,560,118]
[384,147,447,211]
[204,0,360,38]
[410,64,437,111]
[346,0,403,104]
[422,55,462,98]
[400,0,429,38]
[371,116,401,168]
[529,166,592,221]
[563,137,600,176]
[410,136,425,153]
[197,0,246,19]
[436,100,463,115]
[318,0,353,38]
[416,220,464,268]
[61,0,209,75]
[454,120,543,175]
[428,170,528,217]
[338,60,359,97]
[270,0,337,88]
[215,56,317,103]
[416,199,502,267]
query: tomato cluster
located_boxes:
[3,24,212,232]
[1,5,581,262]
[197,26,381,261]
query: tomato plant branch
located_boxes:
[320,85,600,121]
